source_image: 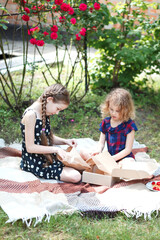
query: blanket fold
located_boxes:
[0,147,22,158]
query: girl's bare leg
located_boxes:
[60,167,81,183]
[79,148,92,161]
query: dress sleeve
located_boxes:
[125,120,138,135]
[99,119,106,133]
[99,118,110,133]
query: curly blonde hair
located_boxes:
[39,84,70,165]
[100,88,135,121]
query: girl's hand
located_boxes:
[66,139,77,147]
[91,150,101,156]
[56,148,68,160]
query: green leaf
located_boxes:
[0,6,10,15]
[0,23,8,30]
[0,19,9,24]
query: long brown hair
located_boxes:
[39,84,70,165]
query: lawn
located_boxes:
[0,69,160,239]
[1,211,160,240]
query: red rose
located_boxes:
[79,3,87,11]
[79,27,86,36]
[75,34,81,41]
[55,0,63,5]
[89,7,93,13]
[52,6,57,11]
[43,31,49,36]
[51,25,58,32]
[28,29,34,35]
[28,26,39,35]
[30,38,37,45]
[60,3,70,12]
[31,6,38,14]
[22,14,30,21]
[94,2,101,10]
[46,0,50,1]
[32,6,37,11]
[92,26,97,31]
[50,32,58,39]
[59,16,66,23]
[36,40,45,46]
[68,7,74,15]
[33,26,39,32]
[24,7,30,14]
[70,18,76,25]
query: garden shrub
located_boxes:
[89,0,160,94]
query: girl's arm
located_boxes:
[91,132,106,156]
[24,111,67,158]
[112,130,135,161]
[52,135,77,147]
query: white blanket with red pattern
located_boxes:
[0,139,160,226]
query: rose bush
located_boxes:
[1,0,159,111]
[11,0,110,103]
[16,0,109,47]
[89,0,160,94]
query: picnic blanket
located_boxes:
[0,138,160,226]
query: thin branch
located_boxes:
[35,45,57,81]
[29,46,36,99]
[0,76,14,110]
[0,71,13,93]
[42,71,50,86]
[0,35,18,99]
[55,44,61,83]
[18,21,28,102]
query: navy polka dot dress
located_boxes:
[20,110,64,180]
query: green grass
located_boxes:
[0,67,160,239]
[1,210,160,240]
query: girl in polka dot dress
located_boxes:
[20,84,81,183]
[92,88,138,165]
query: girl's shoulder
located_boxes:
[24,109,37,117]
[125,119,137,126]
[101,117,111,126]
[124,119,138,132]
[21,109,38,125]
[99,117,111,132]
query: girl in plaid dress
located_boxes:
[92,88,138,164]
[20,84,81,183]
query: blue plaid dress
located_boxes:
[99,117,138,159]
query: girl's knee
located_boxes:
[79,148,91,161]
[70,170,81,183]
[60,167,81,183]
